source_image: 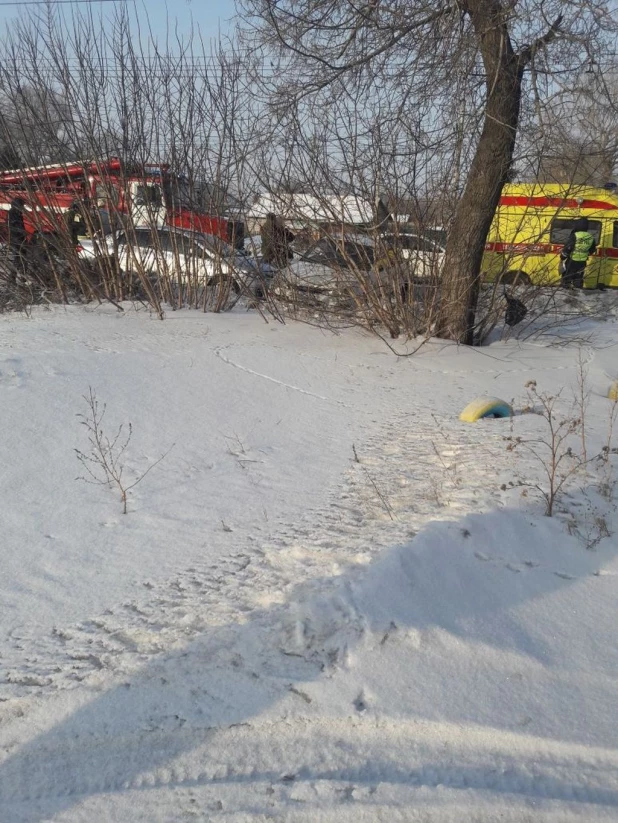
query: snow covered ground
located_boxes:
[1,296,618,821]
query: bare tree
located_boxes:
[531,72,618,186]
[0,83,79,165]
[0,5,269,316]
[243,82,447,339]
[239,0,618,343]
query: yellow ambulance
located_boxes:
[481,183,618,288]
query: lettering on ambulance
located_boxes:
[484,242,557,255]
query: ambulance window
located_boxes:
[550,219,602,245]
[613,222,618,248]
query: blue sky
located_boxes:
[137,0,236,45]
[0,0,237,49]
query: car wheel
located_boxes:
[253,283,267,301]
[205,275,241,310]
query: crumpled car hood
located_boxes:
[283,260,361,291]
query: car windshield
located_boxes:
[302,239,339,265]
[381,233,444,253]
[301,238,374,270]
[195,233,238,259]
[114,230,241,259]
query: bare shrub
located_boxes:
[566,504,612,552]
[505,372,618,526]
[352,444,395,521]
[508,380,587,517]
[575,348,591,462]
[75,387,171,514]
[597,396,618,502]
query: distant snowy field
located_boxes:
[1,298,618,821]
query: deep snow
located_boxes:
[1,296,618,821]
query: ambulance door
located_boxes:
[584,219,603,289]
[550,218,602,288]
[602,221,618,288]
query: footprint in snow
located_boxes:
[353,690,368,712]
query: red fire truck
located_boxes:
[0,157,243,247]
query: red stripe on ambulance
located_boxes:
[499,196,618,211]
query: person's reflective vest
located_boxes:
[571,231,595,262]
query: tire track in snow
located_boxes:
[2,717,618,810]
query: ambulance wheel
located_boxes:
[501,270,530,286]
[459,396,513,423]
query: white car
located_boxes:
[114,227,258,283]
[378,232,446,281]
[76,228,276,306]
[75,236,111,262]
[79,227,274,300]
[273,237,388,310]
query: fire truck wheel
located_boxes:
[459,396,513,423]
[500,270,531,286]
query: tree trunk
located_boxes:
[435,0,524,345]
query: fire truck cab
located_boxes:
[481,183,618,288]
[0,158,243,248]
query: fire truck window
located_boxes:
[613,222,618,248]
[550,218,602,245]
[133,185,163,208]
